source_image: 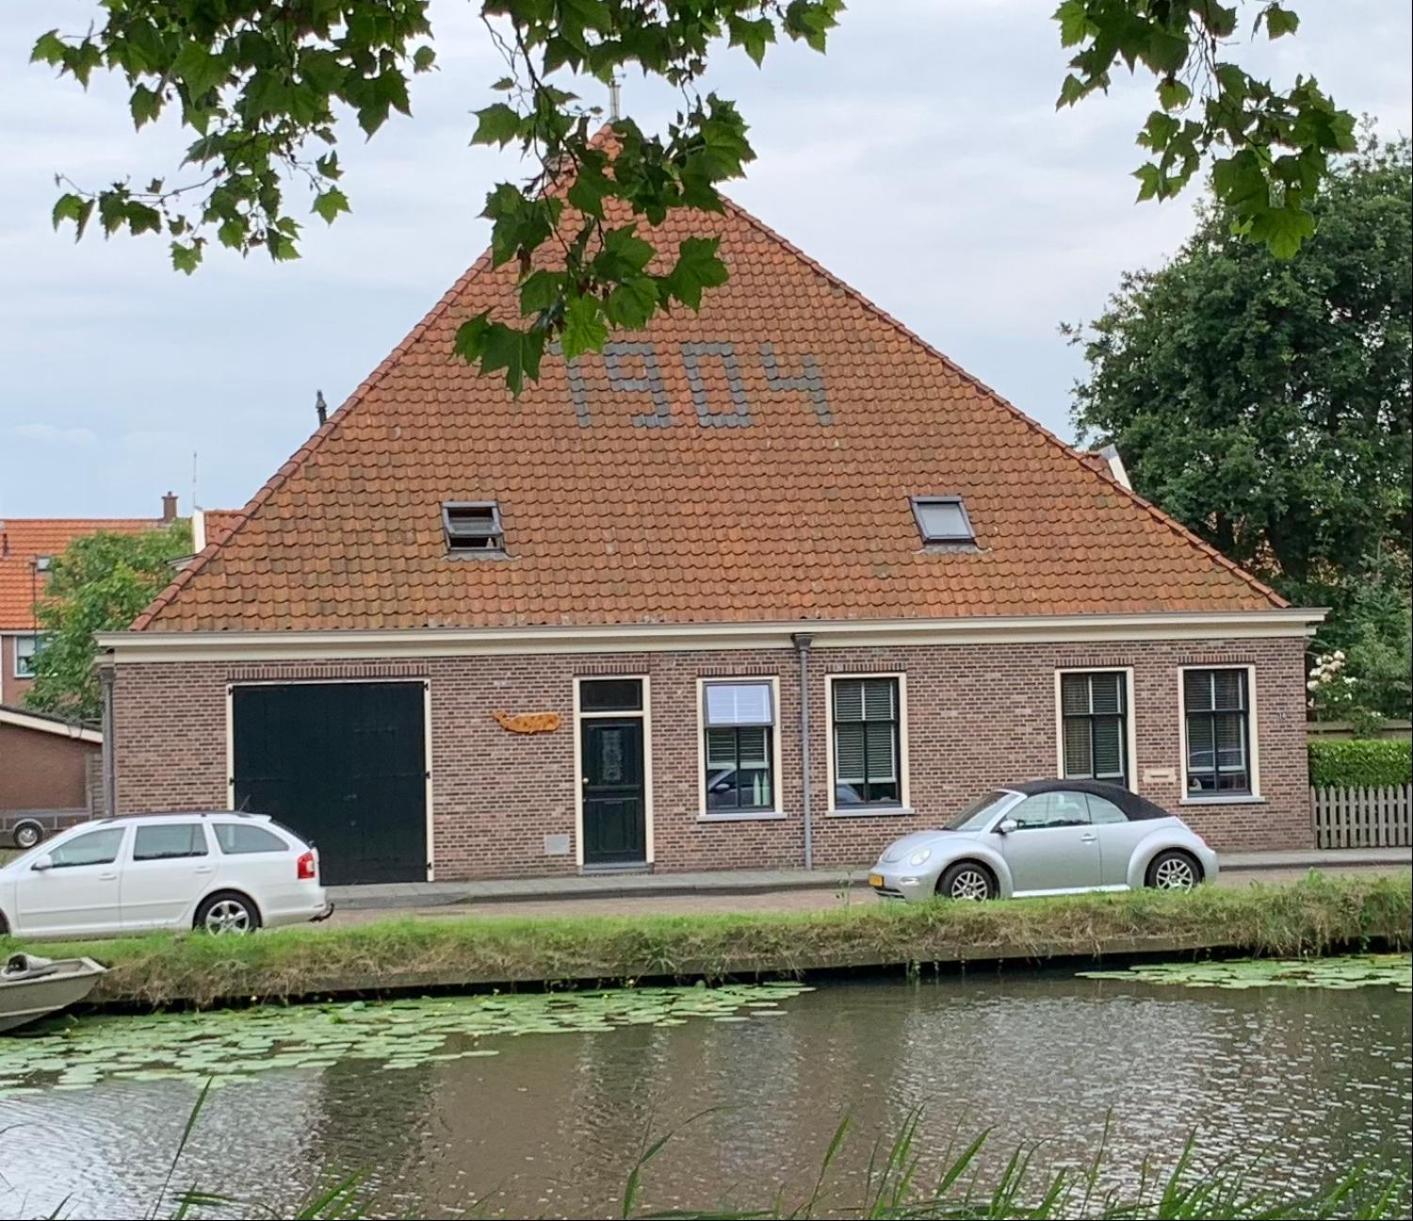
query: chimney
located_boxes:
[1098,444,1133,490]
[161,491,178,523]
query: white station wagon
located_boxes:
[0,813,332,941]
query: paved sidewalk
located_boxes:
[328,846,1412,912]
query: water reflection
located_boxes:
[1,972,1408,1219]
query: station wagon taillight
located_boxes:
[296,851,317,881]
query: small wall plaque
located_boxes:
[492,710,561,734]
[1143,766,1177,783]
[543,834,571,856]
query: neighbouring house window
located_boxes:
[1184,668,1251,796]
[1060,671,1129,786]
[703,681,775,812]
[14,634,40,678]
[832,677,901,807]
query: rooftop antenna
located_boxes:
[191,450,199,512]
[315,389,328,426]
[607,74,621,122]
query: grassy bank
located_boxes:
[4,873,1409,1009]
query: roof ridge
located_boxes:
[718,197,1286,609]
[1,517,159,528]
[132,248,498,630]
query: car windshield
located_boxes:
[944,791,1015,832]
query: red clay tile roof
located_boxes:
[1,519,159,630]
[134,196,1284,632]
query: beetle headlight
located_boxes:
[908,848,932,867]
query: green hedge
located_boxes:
[1309,739,1413,788]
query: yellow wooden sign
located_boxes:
[491,710,561,734]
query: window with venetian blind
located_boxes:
[702,681,775,812]
[832,677,901,807]
[1059,671,1129,787]
[1184,668,1252,795]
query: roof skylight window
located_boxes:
[910,496,975,545]
[443,502,505,555]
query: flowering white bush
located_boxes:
[1307,651,1349,700]
[1308,649,1383,735]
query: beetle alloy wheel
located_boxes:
[1153,856,1197,890]
[204,899,253,935]
[948,868,991,901]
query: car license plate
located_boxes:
[868,873,884,889]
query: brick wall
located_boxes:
[0,720,100,813]
[111,633,1312,880]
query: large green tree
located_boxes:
[1068,135,1412,719]
[25,523,193,723]
[32,2,1354,392]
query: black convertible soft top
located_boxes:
[1005,778,1172,821]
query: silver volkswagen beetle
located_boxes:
[868,780,1218,902]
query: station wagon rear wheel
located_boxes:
[937,862,996,901]
[195,892,261,935]
[1146,850,1201,891]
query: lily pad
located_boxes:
[0,981,811,1101]
[1076,953,1412,992]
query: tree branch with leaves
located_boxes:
[25,523,194,723]
[34,1,1354,392]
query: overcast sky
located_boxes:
[1,1,1409,520]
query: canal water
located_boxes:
[0,969,1409,1218]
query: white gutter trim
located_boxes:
[96,609,1325,664]
[0,706,103,744]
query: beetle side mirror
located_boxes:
[30,853,54,872]
[995,819,1018,836]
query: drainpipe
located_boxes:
[793,633,815,870]
[99,662,117,818]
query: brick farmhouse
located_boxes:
[97,194,1321,885]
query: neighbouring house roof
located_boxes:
[133,188,1285,633]
[192,508,243,553]
[0,705,103,743]
[0,519,159,630]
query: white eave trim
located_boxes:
[95,608,1326,665]
[0,706,103,743]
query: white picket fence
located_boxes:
[1311,785,1412,849]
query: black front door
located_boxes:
[581,719,646,865]
[232,682,427,885]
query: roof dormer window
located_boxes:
[443,502,504,555]
[911,496,975,546]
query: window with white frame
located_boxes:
[702,680,775,813]
[14,635,40,678]
[1059,671,1129,786]
[1184,668,1252,795]
[832,677,902,807]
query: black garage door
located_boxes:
[232,682,427,885]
